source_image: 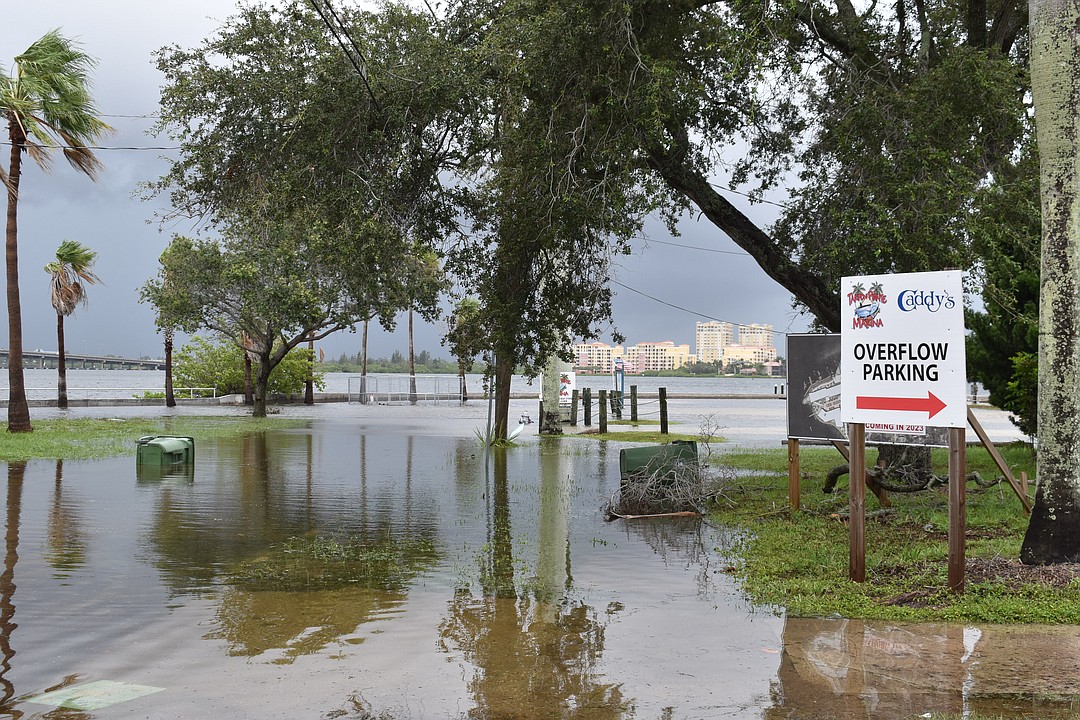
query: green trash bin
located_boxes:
[136,435,195,466]
[619,440,698,480]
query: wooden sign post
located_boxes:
[848,422,866,582]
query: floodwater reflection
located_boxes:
[440,445,628,719]
[0,462,22,712]
[0,423,1078,718]
[769,617,1080,718]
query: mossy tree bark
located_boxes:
[1022,0,1080,564]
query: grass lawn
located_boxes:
[713,443,1080,623]
[1,416,307,461]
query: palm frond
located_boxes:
[4,30,112,176]
[46,239,101,317]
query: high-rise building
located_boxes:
[625,341,695,372]
[738,323,775,348]
[722,343,778,366]
[573,342,624,373]
[695,321,734,363]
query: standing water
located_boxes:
[0,415,1067,718]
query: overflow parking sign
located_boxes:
[840,270,966,429]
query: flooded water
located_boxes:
[0,417,1069,718]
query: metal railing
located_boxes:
[0,387,217,399]
[347,375,463,404]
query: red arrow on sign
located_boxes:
[856,391,947,419]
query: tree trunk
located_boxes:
[360,319,369,404]
[5,125,31,432]
[539,352,563,435]
[164,328,176,408]
[56,313,68,409]
[243,353,254,405]
[409,308,418,405]
[252,357,272,418]
[1022,0,1080,564]
[876,443,933,482]
[304,333,314,405]
[492,355,513,441]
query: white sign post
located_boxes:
[840,270,966,428]
[839,269,968,591]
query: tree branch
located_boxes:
[645,129,840,330]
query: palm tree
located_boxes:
[45,239,100,409]
[2,30,111,431]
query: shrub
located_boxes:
[174,335,325,396]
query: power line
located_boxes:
[645,238,751,256]
[707,180,792,210]
[306,0,382,111]
[610,278,787,337]
[0,141,180,151]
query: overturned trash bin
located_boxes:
[619,440,698,480]
[136,435,195,466]
[136,436,195,483]
[614,440,702,516]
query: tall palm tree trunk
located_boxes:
[458,359,469,403]
[1022,0,1080,563]
[409,308,418,405]
[5,129,31,431]
[360,319,369,404]
[55,313,68,409]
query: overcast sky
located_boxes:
[1,1,811,364]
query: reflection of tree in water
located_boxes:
[440,449,629,720]
[45,459,87,576]
[208,585,407,663]
[616,517,728,600]
[198,432,440,663]
[0,462,23,716]
[146,431,329,593]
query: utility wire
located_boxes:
[306,0,382,111]
[644,238,751,256]
[1,141,180,151]
[610,278,789,337]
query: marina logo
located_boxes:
[848,281,886,329]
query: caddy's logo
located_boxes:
[897,288,956,313]
[848,281,886,329]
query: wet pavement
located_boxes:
[0,405,1067,719]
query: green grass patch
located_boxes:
[1,416,308,462]
[565,430,719,443]
[710,443,1079,623]
[231,534,439,592]
[608,419,660,426]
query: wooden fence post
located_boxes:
[659,387,668,435]
[599,390,608,433]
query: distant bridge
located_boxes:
[0,348,165,371]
